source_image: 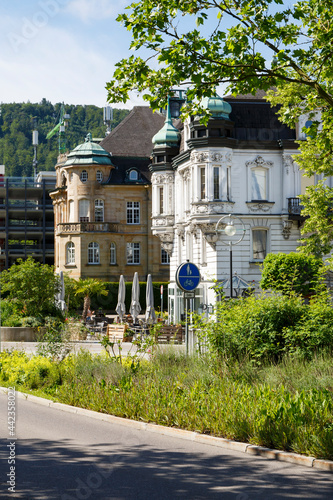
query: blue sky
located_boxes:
[0,0,139,108]
[0,1,294,109]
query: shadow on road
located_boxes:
[1,437,332,499]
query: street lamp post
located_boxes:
[216,214,246,298]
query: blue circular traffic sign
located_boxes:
[176,262,200,292]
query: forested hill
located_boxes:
[0,99,129,177]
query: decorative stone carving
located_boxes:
[283,154,294,175]
[191,151,209,163]
[153,173,174,184]
[225,152,232,163]
[176,225,185,240]
[152,215,175,227]
[187,222,199,240]
[246,202,274,213]
[192,202,234,215]
[282,220,293,240]
[210,152,222,161]
[179,167,191,181]
[153,230,174,255]
[246,155,273,170]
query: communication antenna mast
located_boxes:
[103,106,113,135]
[32,130,38,180]
[46,103,70,153]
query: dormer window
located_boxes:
[129,170,138,181]
[80,170,88,183]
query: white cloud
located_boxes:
[65,0,127,23]
[0,18,142,108]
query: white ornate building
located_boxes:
[150,92,305,322]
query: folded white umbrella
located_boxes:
[145,274,156,323]
[130,272,141,323]
[115,275,126,322]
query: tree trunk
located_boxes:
[82,295,91,321]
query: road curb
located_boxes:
[1,386,332,472]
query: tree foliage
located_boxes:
[260,252,324,296]
[74,278,108,320]
[106,0,333,257]
[0,257,61,319]
[0,100,129,177]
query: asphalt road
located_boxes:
[0,393,333,499]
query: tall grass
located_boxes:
[1,349,333,460]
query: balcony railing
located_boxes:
[57,222,119,234]
[288,197,304,217]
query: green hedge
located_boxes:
[89,282,169,314]
[198,292,333,363]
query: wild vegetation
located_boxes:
[0,100,129,177]
[1,348,333,460]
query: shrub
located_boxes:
[260,252,324,296]
[198,292,333,363]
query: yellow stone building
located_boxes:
[50,107,170,282]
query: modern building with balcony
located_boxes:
[0,170,56,271]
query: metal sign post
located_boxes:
[176,262,200,355]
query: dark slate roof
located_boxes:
[105,156,152,185]
[224,94,295,141]
[100,106,165,158]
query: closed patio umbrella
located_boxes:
[130,272,141,323]
[116,275,126,322]
[145,274,156,323]
[56,271,66,312]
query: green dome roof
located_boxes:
[201,95,232,119]
[64,133,113,166]
[152,106,180,147]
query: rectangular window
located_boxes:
[252,230,267,260]
[200,167,206,200]
[213,167,220,200]
[95,200,104,222]
[252,168,267,200]
[79,199,89,222]
[127,201,140,224]
[159,187,164,214]
[161,248,170,264]
[110,243,116,264]
[127,242,140,264]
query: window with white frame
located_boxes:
[200,167,206,200]
[129,170,138,181]
[161,248,170,264]
[127,201,140,224]
[79,199,89,222]
[251,168,267,200]
[80,170,88,183]
[127,242,140,264]
[95,199,104,222]
[96,170,103,183]
[110,242,116,264]
[66,242,75,264]
[88,242,100,264]
[159,186,164,214]
[252,229,267,261]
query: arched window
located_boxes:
[66,242,75,264]
[95,199,104,222]
[80,170,88,183]
[110,243,116,264]
[129,170,138,181]
[96,170,103,183]
[88,242,100,264]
